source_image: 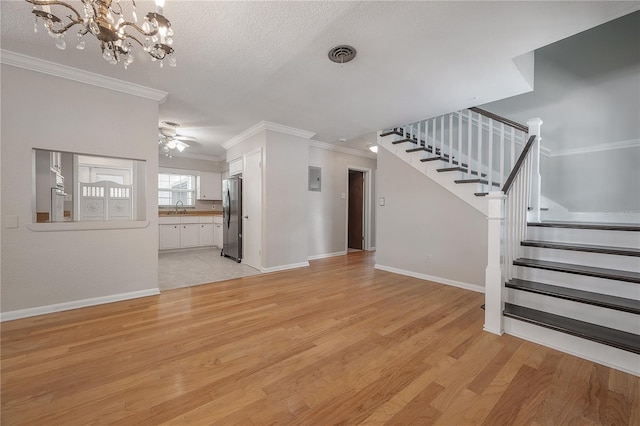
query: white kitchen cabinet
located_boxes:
[198,216,214,247]
[159,224,181,250]
[197,172,222,200]
[228,158,243,176]
[180,223,200,248]
[213,216,223,248]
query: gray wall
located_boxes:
[1,64,160,313]
[376,147,488,288]
[481,12,640,213]
[308,145,377,256]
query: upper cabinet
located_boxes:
[197,172,222,200]
[228,158,243,176]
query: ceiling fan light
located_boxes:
[166,140,177,149]
[368,144,378,153]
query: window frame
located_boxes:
[157,172,197,208]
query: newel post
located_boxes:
[484,191,505,335]
[527,118,543,223]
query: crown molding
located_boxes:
[0,49,168,103]
[309,140,377,159]
[223,121,316,150]
[548,139,639,158]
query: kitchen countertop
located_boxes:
[158,210,223,217]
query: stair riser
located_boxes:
[506,288,640,334]
[503,318,640,376]
[520,247,640,273]
[527,227,640,249]
[513,265,640,300]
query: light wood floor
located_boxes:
[2,252,638,425]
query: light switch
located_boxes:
[379,197,385,206]
[5,215,18,229]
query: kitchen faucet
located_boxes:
[175,200,186,214]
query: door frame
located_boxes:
[345,165,373,252]
[242,147,263,270]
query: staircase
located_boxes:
[379,108,640,375]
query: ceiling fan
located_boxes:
[158,121,195,157]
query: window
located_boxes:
[158,173,196,207]
[33,149,145,223]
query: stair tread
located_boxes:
[504,303,640,354]
[528,221,640,231]
[380,130,403,137]
[437,167,466,173]
[392,138,417,145]
[521,240,640,257]
[475,192,488,197]
[513,258,640,284]
[420,157,443,162]
[406,147,429,153]
[506,278,640,314]
[454,178,500,187]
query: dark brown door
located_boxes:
[348,170,364,250]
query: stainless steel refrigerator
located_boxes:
[222,176,242,262]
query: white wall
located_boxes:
[1,65,160,314]
[308,145,377,257]
[376,147,487,290]
[263,131,309,268]
[481,12,640,214]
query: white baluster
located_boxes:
[477,113,483,181]
[440,115,445,159]
[487,118,493,188]
[499,123,505,187]
[510,127,516,171]
[432,118,436,157]
[457,112,462,168]
[425,119,429,152]
[448,113,453,164]
[527,118,543,223]
[416,121,421,147]
[467,110,472,172]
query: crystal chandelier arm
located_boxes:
[116,21,159,38]
[26,0,82,23]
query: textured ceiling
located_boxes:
[1,1,638,159]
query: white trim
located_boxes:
[223,121,316,150]
[309,140,377,160]
[1,50,168,103]
[308,251,347,261]
[346,166,373,252]
[260,261,310,273]
[504,317,640,377]
[548,139,640,157]
[374,264,485,293]
[26,220,151,232]
[0,288,160,322]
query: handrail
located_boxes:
[469,107,528,133]
[501,134,536,193]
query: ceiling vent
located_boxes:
[328,45,357,64]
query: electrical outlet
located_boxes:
[425,255,431,264]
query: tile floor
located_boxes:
[158,247,261,291]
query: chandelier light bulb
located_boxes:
[55,36,66,50]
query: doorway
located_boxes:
[348,170,365,251]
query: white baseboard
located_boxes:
[504,317,640,377]
[308,251,347,261]
[0,288,161,322]
[261,261,310,273]
[374,264,484,293]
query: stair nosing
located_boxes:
[513,258,640,284]
[528,221,640,232]
[504,303,640,354]
[521,240,640,257]
[454,178,500,187]
[506,278,640,314]
[420,157,442,162]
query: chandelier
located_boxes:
[27,0,176,69]
[159,121,193,158]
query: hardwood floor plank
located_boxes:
[1,252,638,425]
